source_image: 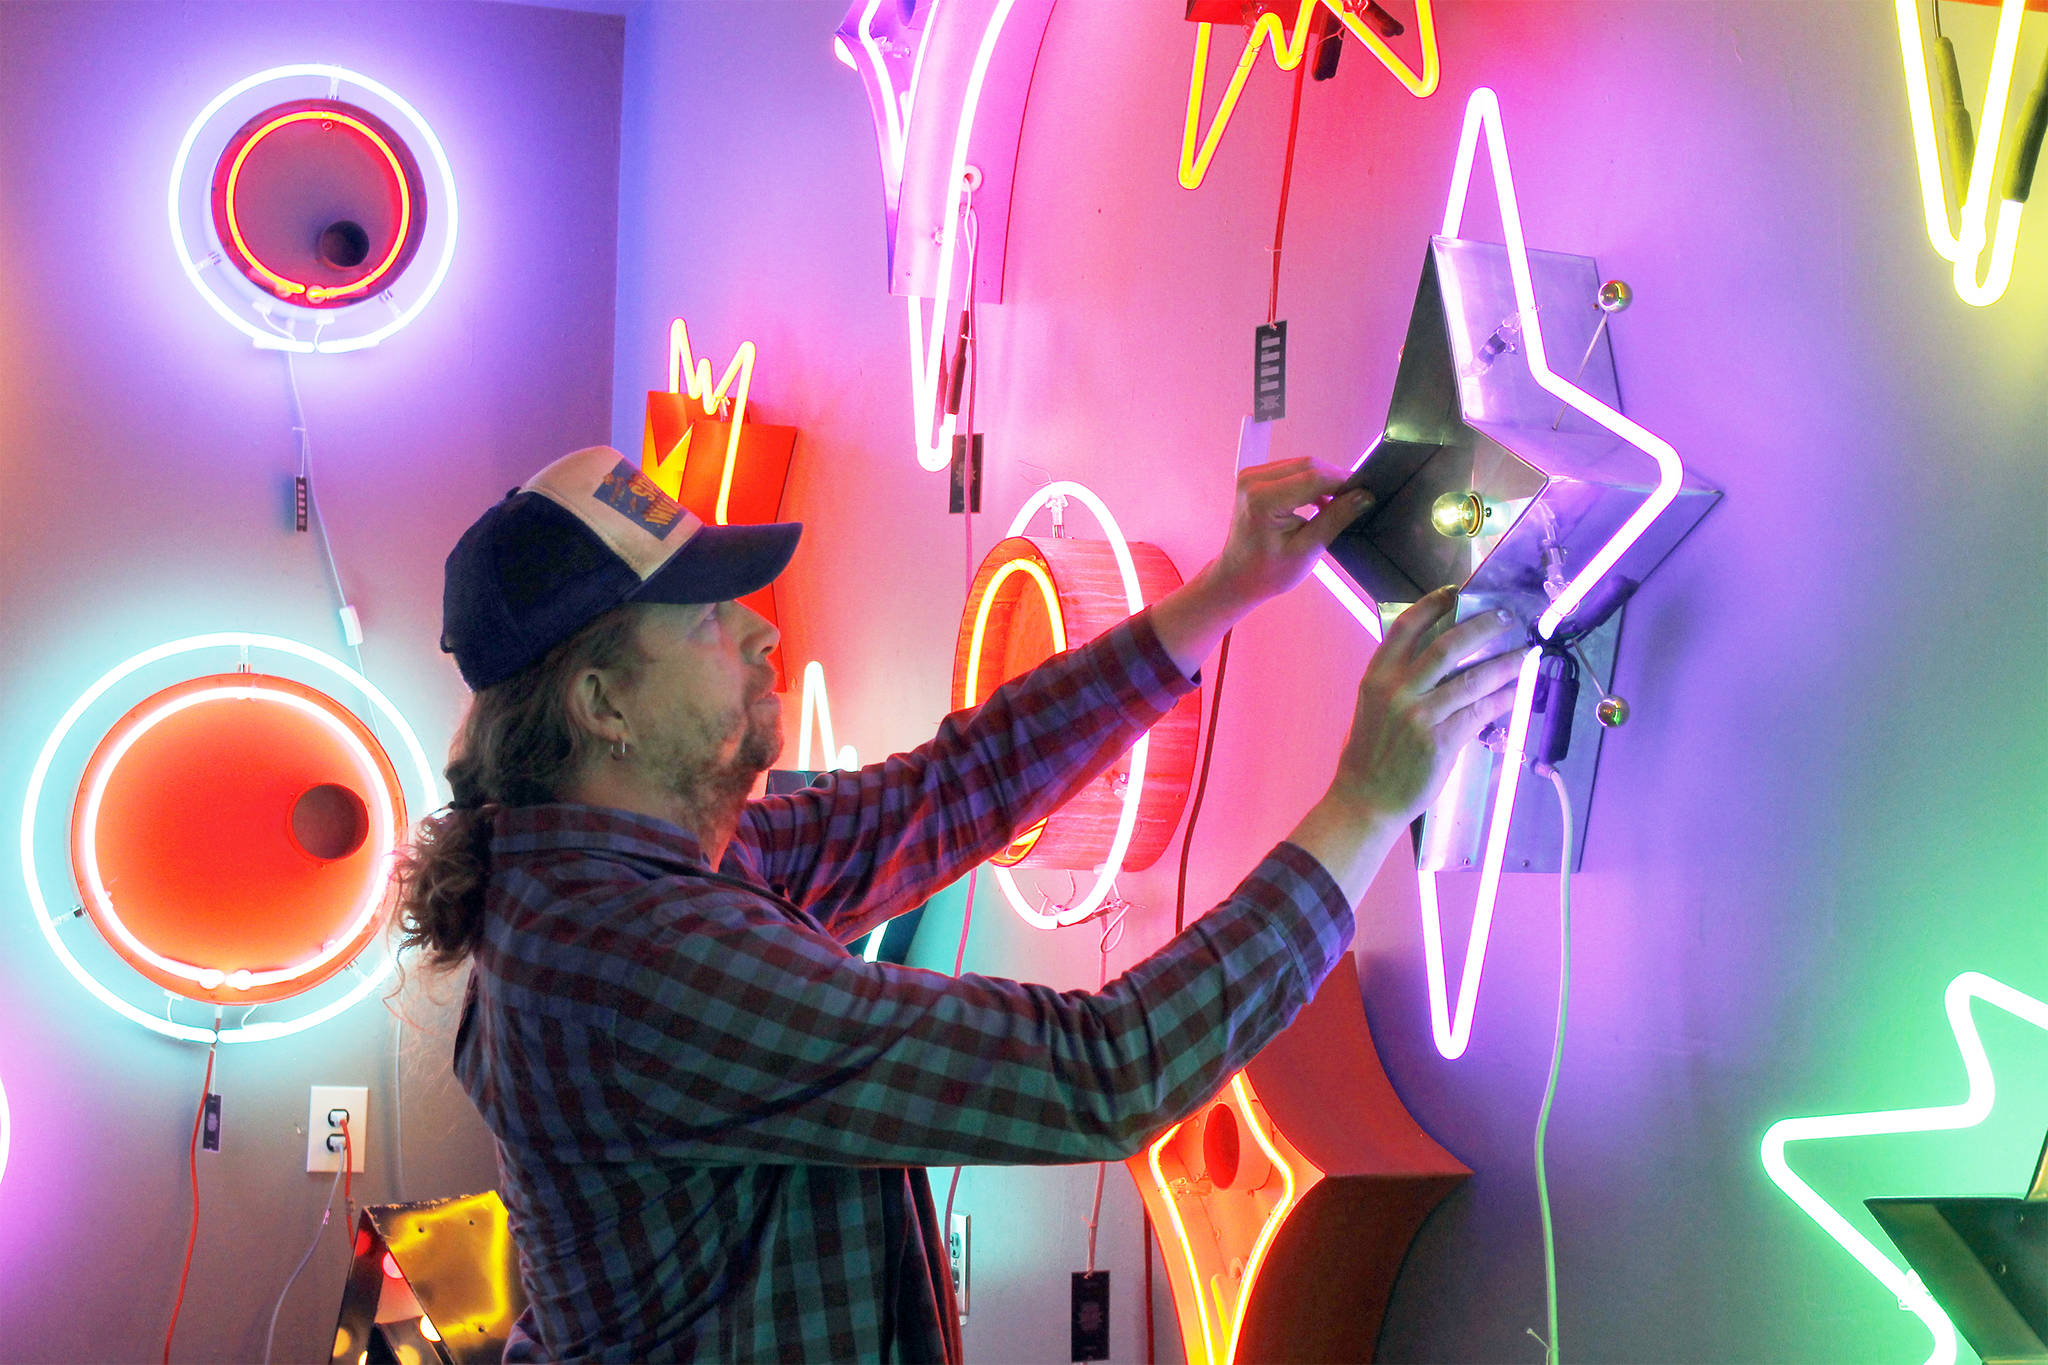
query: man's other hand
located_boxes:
[1209,458,1374,611]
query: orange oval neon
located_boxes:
[223,110,414,304]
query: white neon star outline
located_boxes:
[1761,971,2048,1365]
[1411,88,1687,1059]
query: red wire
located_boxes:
[1173,632,1234,933]
[1268,54,1310,326]
[162,1043,216,1364]
[1142,1209,1156,1365]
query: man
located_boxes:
[398,445,1521,1363]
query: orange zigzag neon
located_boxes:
[650,317,755,525]
[1181,0,1438,190]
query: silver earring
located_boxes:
[611,739,629,760]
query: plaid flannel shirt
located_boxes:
[453,609,1354,1363]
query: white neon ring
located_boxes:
[168,64,459,354]
[991,481,1149,929]
[20,633,442,1045]
[76,682,398,991]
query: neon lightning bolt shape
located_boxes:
[1760,971,2048,1365]
[1420,88,1687,1060]
[1181,0,1438,190]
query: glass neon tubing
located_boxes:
[961,557,1067,708]
[222,110,414,303]
[1416,87,1690,1059]
[1181,0,1438,190]
[168,64,458,353]
[889,0,1018,472]
[74,682,397,991]
[987,481,1148,928]
[1759,970,2048,1365]
[20,633,441,1045]
[1142,1075,1305,1365]
[665,318,756,525]
[1895,0,2028,305]
[796,660,860,774]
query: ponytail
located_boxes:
[391,605,646,969]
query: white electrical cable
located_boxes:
[263,1156,348,1364]
[1531,765,1574,1365]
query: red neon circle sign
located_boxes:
[209,98,427,308]
[68,673,407,1006]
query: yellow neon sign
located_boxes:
[1896,0,2041,305]
[1181,0,1438,190]
[224,109,415,303]
[652,317,756,524]
[959,554,1066,709]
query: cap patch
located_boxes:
[593,460,686,541]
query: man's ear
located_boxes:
[564,666,627,747]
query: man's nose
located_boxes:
[737,600,780,655]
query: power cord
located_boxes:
[1526,765,1575,1365]
[162,1036,218,1364]
[263,1131,349,1365]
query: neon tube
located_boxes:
[664,318,757,525]
[1759,970,2048,1365]
[1895,0,2030,305]
[20,633,440,1045]
[1142,1074,1315,1365]
[1415,88,1691,1059]
[795,660,860,774]
[1181,0,1438,190]
[168,65,458,353]
[960,557,1067,708]
[222,110,414,303]
[74,682,397,991]
[986,482,1148,928]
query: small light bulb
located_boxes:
[1430,491,1485,538]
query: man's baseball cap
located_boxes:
[441,446,801,690]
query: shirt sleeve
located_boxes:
[735,609,1195,946]
[607,842,1354,1167]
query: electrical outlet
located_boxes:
[948,1212,969,1318]
[307,1085,368,1174]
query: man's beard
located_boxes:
[646,698,781,839]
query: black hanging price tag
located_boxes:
[294,475,309,533]
[949,433,983,514]
[202,1093,222,1153]
[1254,320,1287,422]
[1070,1271,1109,1362]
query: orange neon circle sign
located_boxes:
[210,98,427,309]
[68,673,407,1006]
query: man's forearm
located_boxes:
[1147,561,1262,680]
[1285,793,1409,904]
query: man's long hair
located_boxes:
[391,606,645,967]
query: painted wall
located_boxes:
[0,2,622,1360]
[612,2,2047,1363]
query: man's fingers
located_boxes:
[1382,587,1459,657]
[1413,609,1522,688]
[1437,675,1525,749]
[1417,647,1529,724]
[1244,463,1349,513]
[1290,488,1375,551]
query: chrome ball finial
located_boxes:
[1595,694,1630,727]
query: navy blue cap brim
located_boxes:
[629,520,801,607]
